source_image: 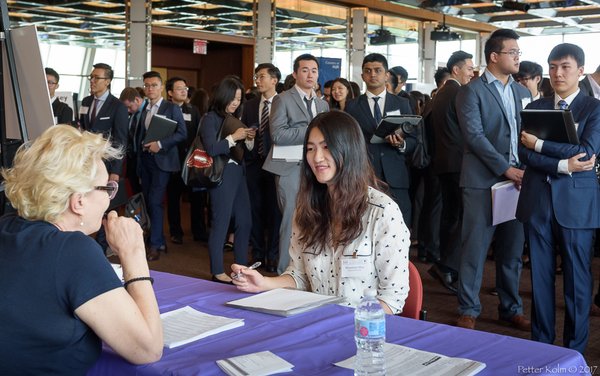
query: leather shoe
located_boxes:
[170,235,183,244]
[147,245,167,261]
[502,314,531,332]
[211,273,233,285]
[456,315,476,330]
[428,264,457,294]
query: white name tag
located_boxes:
[521,98,531,108]
[79,106,89,115]
[53,116,58,124]
[183,113,191,121]
[341,257,369,278]
[99,117,110,120]
[386,110,401,116]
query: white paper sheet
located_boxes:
[217,351,293,376]
[272,145,303,162]
[161,306,244,348]
[226,288,343,316]
[491,180,520,226]
[335,343,486,376]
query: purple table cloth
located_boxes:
[88,271,590,375]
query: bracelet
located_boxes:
[123,276,154,290]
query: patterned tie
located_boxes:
[373,96,382,124]
[90,98,98,125]
[258,100,269,158]
[557,100,568,110]
[304,97,314,120]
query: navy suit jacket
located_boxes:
[456,74,531,189]
[52,98,73,125]
[431,80,463,175]
[137,100,187,173]
[516,93,600,229]
[80,93,128,176]
[579,76,595,98]
[345,92,415,189]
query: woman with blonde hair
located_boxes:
[0,125,162,374]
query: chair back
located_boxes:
[400,261,423,320]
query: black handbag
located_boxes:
[181,133,225,188]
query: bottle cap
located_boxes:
[364,289,377,297]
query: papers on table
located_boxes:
[335,343,486,376]
[217,351,293,376]
[161,306,244,348]
[491,180,520,226]
[272,145,303,162]
[226,288,344,317]
[110,263,123,282]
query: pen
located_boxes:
[233,261,261,280]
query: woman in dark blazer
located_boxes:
[200,77,255,283]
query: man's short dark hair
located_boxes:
[547,43,585,67]
[142,70,162,82]
[93,63,114,80]
[45,67,59,83]
[434,67,451,87]
[517,61,543,80]
[388,72,398,92]
[119,87,142,102]
[293,54,319,73]
[255,63,282,81]
[165,76,186,92]
[484,29,520,65]
[362,53,389,71]
[389,66,408,82]
[324,80,334,89]
[447,51,473,71]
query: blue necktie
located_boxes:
[557,100,568,110]
[373,97,382,124]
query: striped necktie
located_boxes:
[373,96,382,124]
[258,100,269,158]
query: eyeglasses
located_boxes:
[144,83,160,89]
[496,50,522,57]
[88,75,109,81]
[94,180,119,200]
[173,86,188,91]
[47,81,57,86]
[517,76,533,82]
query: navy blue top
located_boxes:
[0,215,122,375]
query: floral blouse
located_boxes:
[283,187,410,314]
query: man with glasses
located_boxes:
[242,63,283,273]
[515,61,544,100]
[165,76,202,245]
[134,71,187,261]
[455,29,532,331]
[45,67,73,125]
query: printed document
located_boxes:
[335,343,486,376]
[161,306,244,348]
[491,180,520,226]
[272,145,303,162]
[226,288,343,316]
[217,351,293,376]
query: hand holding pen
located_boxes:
[232,261,261,280]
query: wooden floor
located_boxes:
[134,214,600,367]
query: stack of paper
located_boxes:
[226,288,343,317]
[335,343,486,376]
[161,306,244,348]
[217,351,293,376]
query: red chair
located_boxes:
[400,261,425,320]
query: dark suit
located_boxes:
[200,111,251,275]
[136,99,187,249]
[167,103,203,240]
[80,92,128,176]
[51,98,73,125]
[517,93,600,353]
[456,72,531,320]
[431,79,463,272]
[241,97,282,267]
[345,92,415,224]
[579,75,596,98]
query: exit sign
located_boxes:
[193,39,207,55]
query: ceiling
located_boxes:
[6,0,600,50]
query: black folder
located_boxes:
[520,109,579,145]
[143,115,178,144]
[373,115,423,139]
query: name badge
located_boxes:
[521,98,531,109]
[99,117,110,120]
[386,110,401,116]
[79,106,89,115]
[341,257,369,278]
[54,116,58,124]
[183,113,191,121]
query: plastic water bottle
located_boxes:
[354,289,386,376]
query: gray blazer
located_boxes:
[456,73,531,189]
[262,88,328,176]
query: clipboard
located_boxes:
[372,115,422,140]
[520,109,579,145]
[143,115,177,144]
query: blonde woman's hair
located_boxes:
[1,124,123,222]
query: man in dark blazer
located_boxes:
[119,87,147,195]
[79,63,128,182]
[242,63,282,273]
[263,54,329,274]
[578,64,600,99]
[428,51,475,294]
[45,67,73,125]
[135,71,187,261]
[518,43,600,353]
[345,53,415,224]
[455,29,532,331]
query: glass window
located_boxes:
[46,44,86,74]
[518,35,564,74]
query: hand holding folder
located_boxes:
[143,115,178,144]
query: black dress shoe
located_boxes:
[170,235,183,244]
[428,264,458,294]
[211,275,233,285]
[147,245,167,261]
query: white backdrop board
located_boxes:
[2,25,53,141]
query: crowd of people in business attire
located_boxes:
[3,27,599,374]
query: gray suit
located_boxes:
[263,87,328,274]
[456,72,531,320]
